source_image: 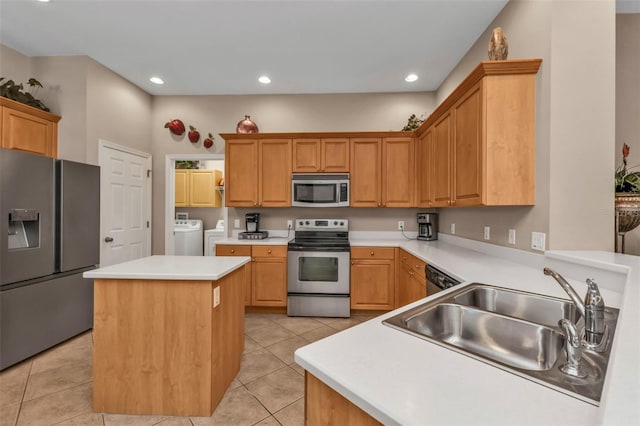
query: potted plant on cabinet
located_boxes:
[614,143,640,253]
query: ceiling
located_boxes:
[1,0,636,96]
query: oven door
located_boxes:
[287,250,350,294]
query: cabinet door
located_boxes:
[432,113,452,207]
[292,139,321,172]
[416,128,433,207]
[452,82,483,207]
[175,170,189,207]
[381,137,414,207]
[259,139,292,207]
[251,257,287,307]
[189,170,215,207]
[350,138,381,207]
[226,140,258,206]
[398,262,427,307]
[1,106,56,157]
[350,259,394,310]
[321,138,349,172]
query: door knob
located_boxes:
[104,236,114,243]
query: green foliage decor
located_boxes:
[0,77,50,112]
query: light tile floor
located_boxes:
[0,313,375,426]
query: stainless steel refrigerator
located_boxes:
[0,148,100,370]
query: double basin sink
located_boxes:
[383,283,619,405]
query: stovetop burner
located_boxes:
[288,218,349,251]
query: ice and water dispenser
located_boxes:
[7,208,41,250]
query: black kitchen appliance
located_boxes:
[239,212,268,240]
[417,213,438,241]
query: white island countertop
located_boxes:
[83,255,251,280]
[296,234,640,426]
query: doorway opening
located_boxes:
[165,154,226,255]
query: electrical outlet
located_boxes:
[531,232,546,251]
[234,219,240,229]
[451,223,456,234]
[508,229,516,245]
[484,226,491,240]
[213,286,220,307]
[287,220,293,229]
[398,220,405,231]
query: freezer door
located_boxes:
[0,148,55,286]
[57,160,100,272]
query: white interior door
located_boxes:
[99,140,152,266]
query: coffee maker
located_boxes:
[245,212,260,233]
[239,213,268,240]
[417,213,438,241]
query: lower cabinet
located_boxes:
[350,247,395,310]
[216,244,287,307]
[397,249,427,308]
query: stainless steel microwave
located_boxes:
[291,174,349,207]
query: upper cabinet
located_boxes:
[223,136,291,207]
[0,97,61,158]
[417,59,541,207]
[350,136,414,207]
[175,169,222,207]
[292,138,349,173]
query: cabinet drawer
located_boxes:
[252,245,287,258]
[216,245,251,256]
[351,247,395,260]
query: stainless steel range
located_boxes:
[287,219,350,318]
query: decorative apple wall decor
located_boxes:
[203,133,215,149]
[164,119,185,135]
[188,125,200,143]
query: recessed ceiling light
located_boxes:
[405,73,418,83]
[150,77,164,85]
[37,0,51,2]
[258,76,271,84]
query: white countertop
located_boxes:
[295,234,640,426]
[84,255,250,280]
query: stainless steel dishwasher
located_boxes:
[425,264,461,295]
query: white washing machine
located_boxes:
[174,219,203,256]
[204,220,225,256]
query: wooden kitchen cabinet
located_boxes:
[292,138,349,173]
[350,247,395,310]
[224,138,291,207]
[1,97,61,158]
[251,245,287,307]
[350,137,414,207]
[417,59,540,207]
[397,249,427,308]
[259,139,292,207]
[174,169,222,207]
[215,244,287,307]
[415,128,433,207]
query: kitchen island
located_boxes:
[83,255,250,417]
[297,234,639,425]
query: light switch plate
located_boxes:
[508,229,516,245]
[484,226,491,240]
[531,232,546,251]
[213,286,220,307]
[234,219,241,229]
[451,223,456,234]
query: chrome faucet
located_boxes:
[543,268,608,352]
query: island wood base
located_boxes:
[305,372,382,425]
[92,267,245,416]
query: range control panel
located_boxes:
[294,219,348,232]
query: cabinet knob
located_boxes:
[231,249,235,253]
[377,203,381,207]
[254,202,258,206]
[252,258,255,262]
[370,251,374,256]
[447,200,452,205]
[351,261,354,265]
[267,249,272,254]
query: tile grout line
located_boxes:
[13,359,33,426]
